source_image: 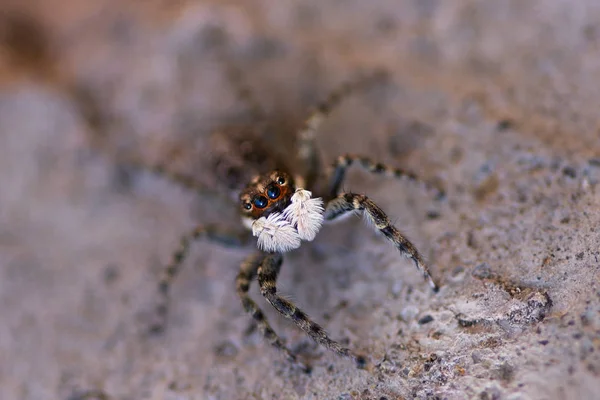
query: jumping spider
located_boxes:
[123,66,443,372]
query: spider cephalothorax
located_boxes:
[142,68,442,373]
[239,170,296,220]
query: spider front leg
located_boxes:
[296,70,388,189]
[324,193,439,292]
[327,154,445,201]
[236,252,309,372]
[149,224,250,335]
[141,152,209,193]
[88,127,214,195]
[257,253,369,370]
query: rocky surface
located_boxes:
[0,1,599,399]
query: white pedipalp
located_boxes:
[252,212,302,253]
[250,189,324,253]
[282,189,324,241]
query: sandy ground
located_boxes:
[1,1,599,399]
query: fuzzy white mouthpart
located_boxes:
[252,212,302,253]
[282,189,324,241]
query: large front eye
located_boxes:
[266,184,280,199]
[253,195,268,209]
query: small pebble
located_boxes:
[562,166,577,178]
[472,263,493,279]
[496,119,514,131]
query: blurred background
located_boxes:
[0,1,599,399]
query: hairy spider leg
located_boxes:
[136,148,213,193]
[86,129,227,197]
[236,252,310,372]
[324,193,439,292]
[74,80,213,195]
[114,140,239,208]
[295,70,388,189]
[257,253,369,370]
[327,154,445,201]
[149,225,250,334]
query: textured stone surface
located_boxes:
[1,1,599,399]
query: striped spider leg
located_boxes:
[324,154,442,292]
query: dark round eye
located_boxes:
[277,176,286,185]
[266,184,280,199]
[243,202,252,210]
[253,195,268,209]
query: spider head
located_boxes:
[239,170,296,221]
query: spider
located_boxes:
[105,57,443,372]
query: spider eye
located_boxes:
[243,202,252,210]
[266,184,280,199]
[253,195,268,209]
[277,176,286,185]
